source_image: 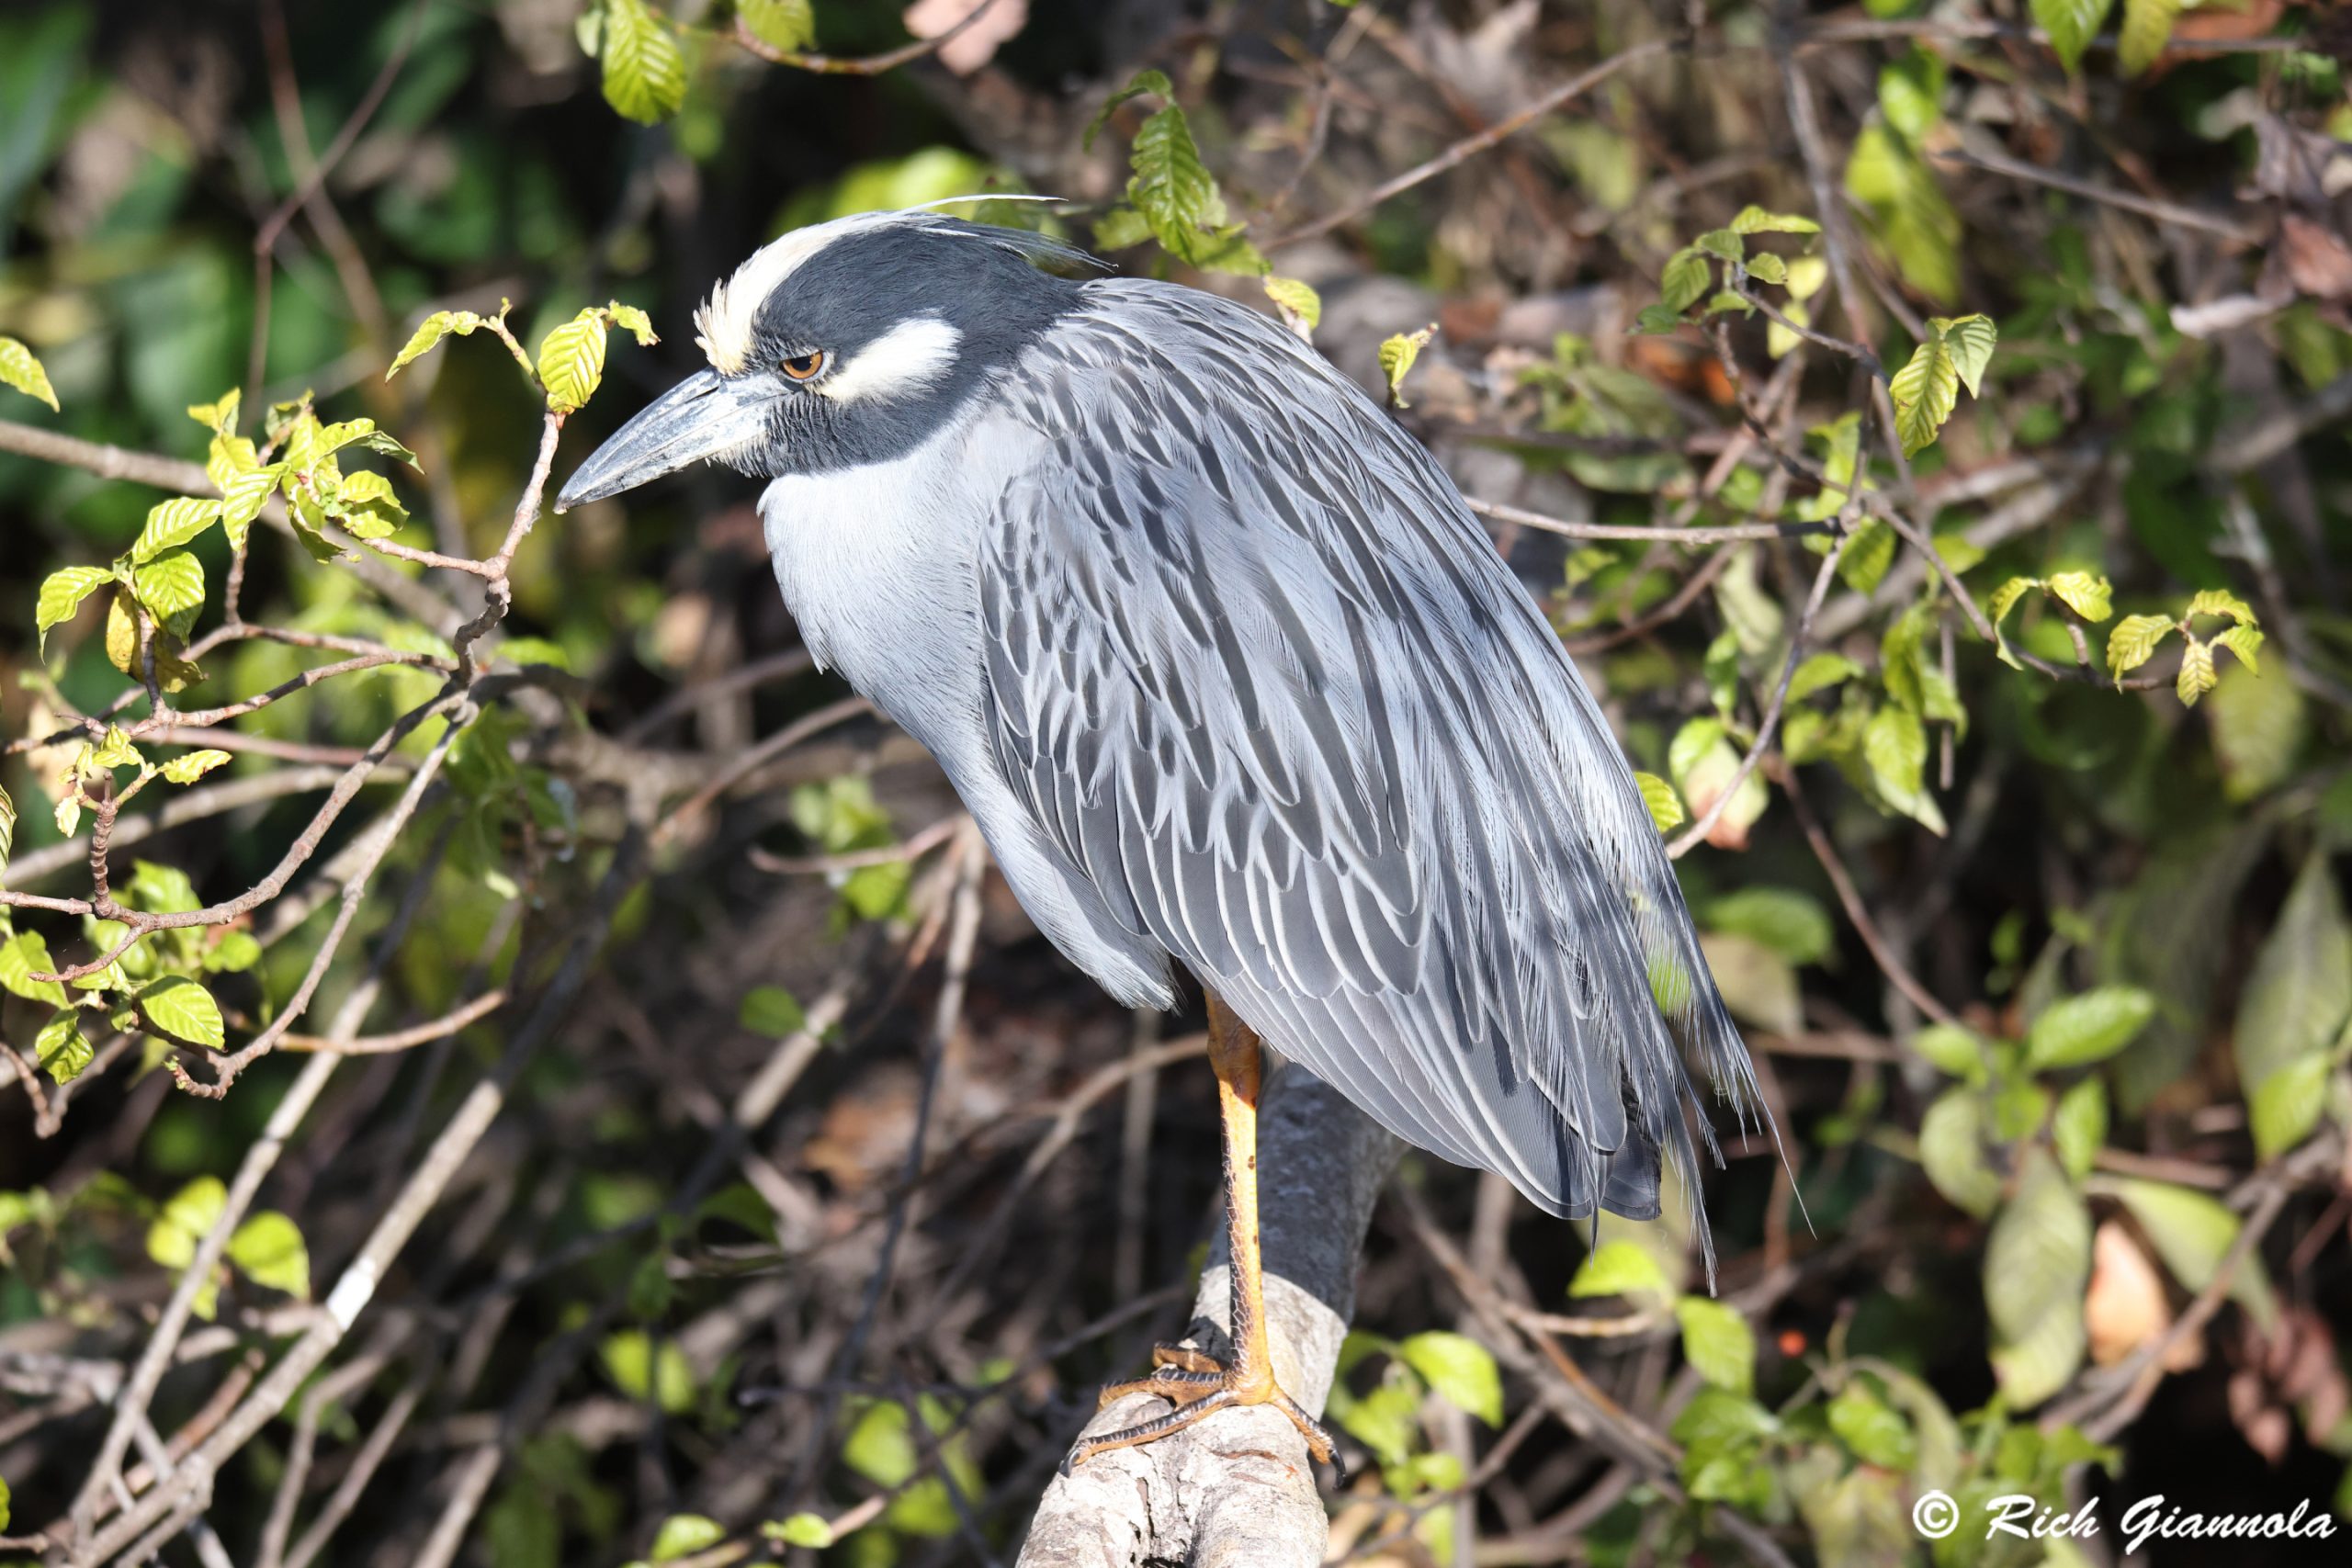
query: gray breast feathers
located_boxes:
[970,278,1761,1261]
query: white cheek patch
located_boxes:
[819,317,961,404]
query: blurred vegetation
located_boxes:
[3,1,2352,1565]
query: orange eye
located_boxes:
[781,349,826,381]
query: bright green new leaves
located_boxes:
[1262,276,1322,334]
[387,309,488,378]
[160,750,232,784]
[1846,124,1959,304]
[134,550,207,639]
[737,0,817,53]
[138,975,225,1048]
[1729,205,1819,236]
[146,1176,227,1270]
[2025,986,2156,1070]
[1090,69,1265,275]
[644,1515,728,1564]
[1984,1148,2091,1407]
[0,335,60,410]
[600,1328,697,1413]
[738,984,806,1038]
[1676,1298,1758,1395]
[132,497,224,563]
[537,302,658,414]
[1396,1331,1503,1426]
[1890,314,1996,457]
[35,565,113,654]
[335,471,409,540]
[0,928,69,1008]
[2104,588,2264,707]
[1568,1237,1675,1303]
[1378,325,1436,411]
[2119,0,2183,75]
[1128,107,1219,255]
[1660,247,1712,314]
[34,1010,89,1085]
[2034,0,2117,73]
[225,1210,311,1297]
[1989,570,2113,671]
[597,0,687,125]
[763,1515,834,1549]
[1634,772,1685,833]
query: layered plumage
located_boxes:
[560,212,1765,1262]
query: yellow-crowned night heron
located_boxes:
[556,209,1761,1474]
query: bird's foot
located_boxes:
[1061,1341,1346,1482]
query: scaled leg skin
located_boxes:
[1063,992,1347,1480]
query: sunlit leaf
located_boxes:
[1660,248,1711,313]
[1890,333,1960,457]
[2033,0,2117,73]
[0,931,69,1008]
[0,335,60,410]
[2106,614,2174,678]
[1676,1298,1757,1395]
[598,0,687,125]
[2043,571,2112,624]
[649,1514,726,1563]
[35,566,114,655]
[1377,326,1435,410]
[34,1009,90,1086]
[2118,0,2182,75]
[1398,1330,1503,1426]
[2175,636,2216,705]
[1262,276,1322,333]
[738,0,817,54]
[138,976,225,1048]
[1634,771,1684,832]
[1728,205,1819,235]
[1568,1238,1674,1303]
[133,549,207,640]
[227,1211,311,1298]
[2026,987,2156,1071]
[537,310,611,414]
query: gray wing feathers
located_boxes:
[976,281,1760,1261]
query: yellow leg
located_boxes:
[1065,993,1345,1480]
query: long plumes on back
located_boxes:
[967,280,1771,1281]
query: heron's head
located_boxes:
[554,209,1090,511]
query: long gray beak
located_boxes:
[554,369,775,512]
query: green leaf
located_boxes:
[1262,276,1322,333]
[138,976,225,1048]
[2043,570,2112,623]
[2214,621,2265,674]
[1889,333,1960,457]
[227,1211,311,1297]
[763,1515,835,1549]
[1846,125,1959,305]
[2117,0,2181,74]
[1918,1088,2001,1216]
[0,335,60,410]
[1675,1297,1757,1396]
[147,1176,228,1271]
[1397,1330,1503,1426]
[2106,613,2174,678]
[739,985,806,1038]
[1634,303,1684,334]
[334,469,409,540]
[1934,313,1998,396]
[1705,887,1835,967]
[2100,1175,2278,1330]
[36,566,114,654]
[600,1329,696,1414]
[537,310,611,414]
[1693,227,1743,263]
[738,0,817,54]
[35,1010,90,1086]
[132,498,224,563]
[204,931,264,975]
[1568,1237,1673,1303]
[2210,660,2305,801]
[1127,103,1215,248]
[386,310,483,378]
[1862,706,1943,833]
[0,932,69,1008]
[2052,1077,2107,1180]
[1728,205,1819,235]
[650,1515,727,1563]
[2033,0,2117,73]
[1084,66,1174,150]
[2234,851,2352,1101]
[1913,1023,1989,1082]
[1788,651,1864,703]
[133,549,207,640]
[598,0,687,125]
[1984,1149,2091,1408]
[1744,252,1786,286]
[220,464,282,546]
[2251,1052,2332,1161]
[1377,327,1435,410]
[1634,771,1684,832]
[607,301,659,347]
[1660,248,1711,314]
[1827,1382,1916,1470]
[2176,636,2217,705]
[2025,986,2156,1071]
[129,861,202,915]
[161,750,232,785]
